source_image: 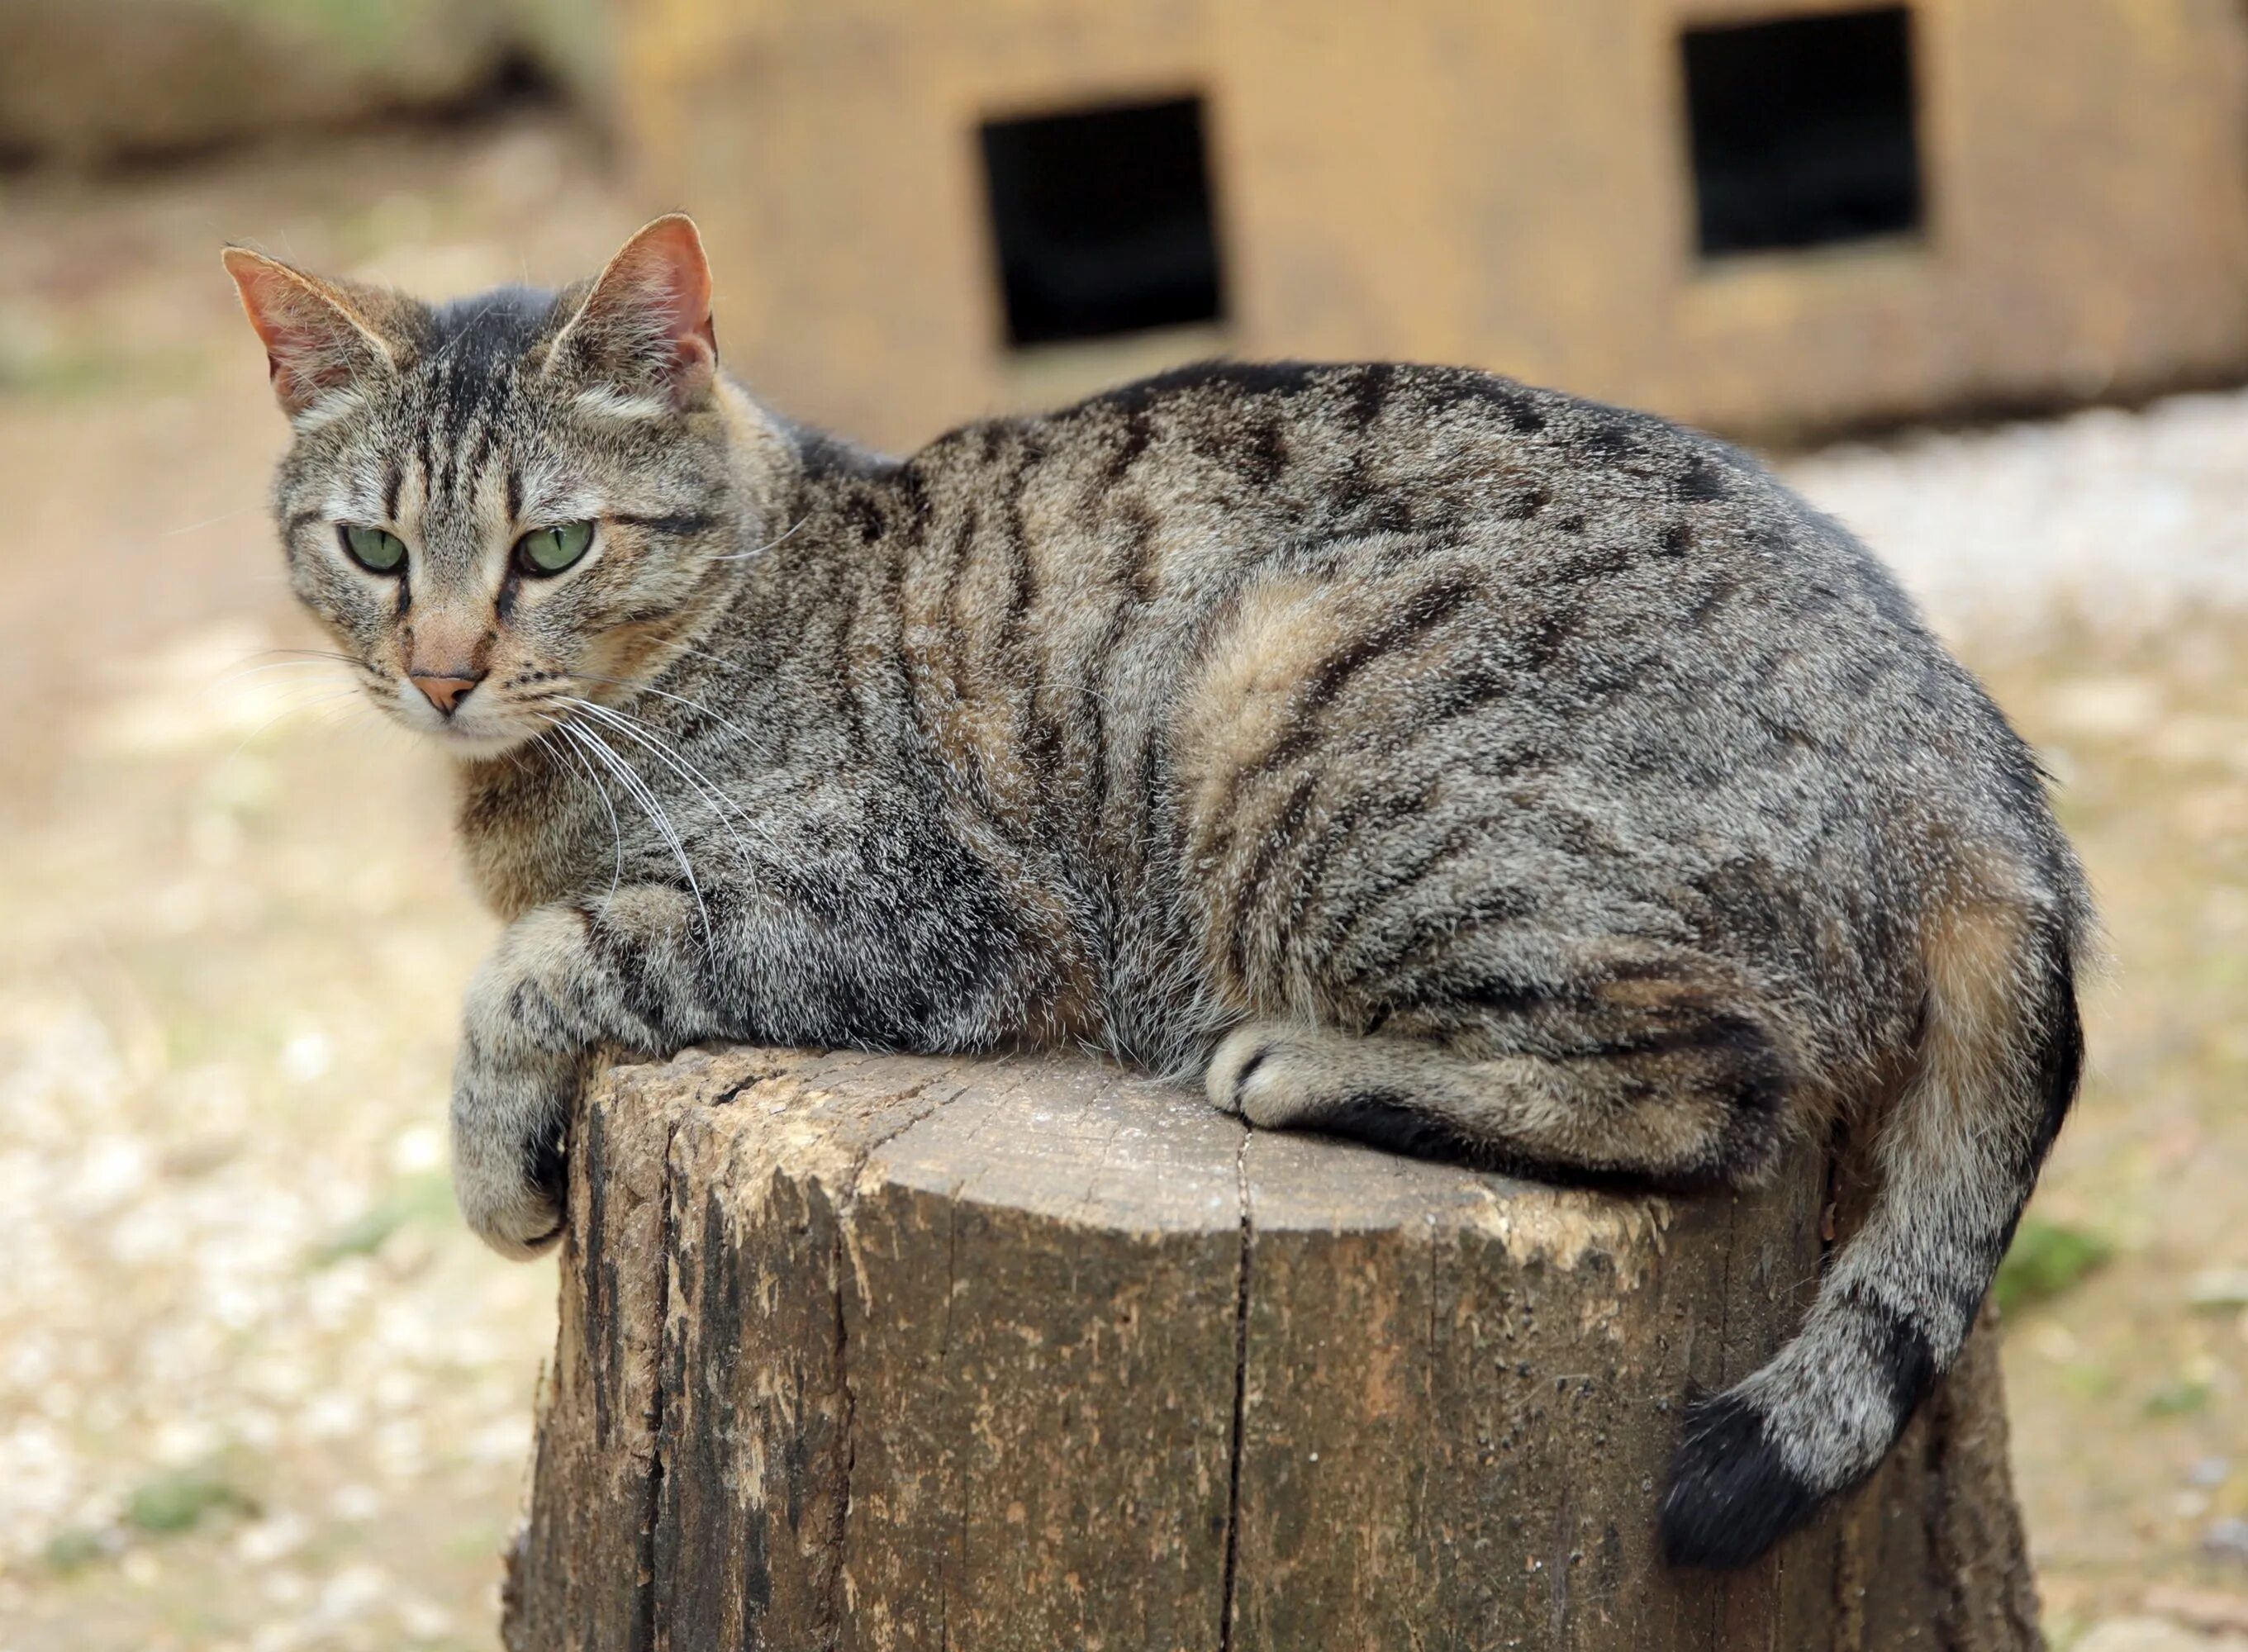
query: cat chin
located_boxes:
[419,724,544,762]
[391,724,544,768]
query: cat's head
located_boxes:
[224,215,785,758]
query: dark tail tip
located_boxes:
[1659,1390,1823,1569]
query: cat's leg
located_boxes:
[452,863,1046,1256]
[451,885,717,1257]
[1204,966,1797,1191]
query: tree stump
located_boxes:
[502,1046,2045,1651]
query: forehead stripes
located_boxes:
[385,287,569,556]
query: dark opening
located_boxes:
[978,94,1225,347]
[1681,6,1924,259]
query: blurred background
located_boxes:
[2,1,2248,1647]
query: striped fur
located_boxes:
[227,221,2092,1569]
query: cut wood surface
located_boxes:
[502,1046,2044,1651]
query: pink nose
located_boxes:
[411,672,485,715]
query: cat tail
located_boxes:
[1658,887,2087,1569]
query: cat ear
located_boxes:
[546,214,717,410]
[221,249,399,421]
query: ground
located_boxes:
[1,116,2245,1650]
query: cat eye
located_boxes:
[516,520,596,576]
[340,524,406,573]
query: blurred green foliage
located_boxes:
[307,1171,455,1268]
[2143,1378,2214,1418]
[1995,1218,2115,1315]
[126,1465,259,1536]
[41,1527,107,1574]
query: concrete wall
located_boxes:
[617,0,2248,451]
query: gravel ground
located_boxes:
[1787,401,2248,651]
[1,116,2245,1650]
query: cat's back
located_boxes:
[904,359,1887,623]
[864,358,2078,1066]
[882,363,2051,857]
[896,360,1985,777]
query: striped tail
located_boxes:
[1659,894,2086,1569]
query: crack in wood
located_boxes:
[507,1049,2045,1650]
[1218,1127,1252,1652]
[821,1211,854,1652]
[632,1113,685,1652]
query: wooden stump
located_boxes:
[502,1047,2045,1651]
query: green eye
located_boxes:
[340,525,406,572]
[516,520,596,574]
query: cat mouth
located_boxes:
[388,683,543,757]
[430,725,541,760]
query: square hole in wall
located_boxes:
[1681,5,1924,259]
[978,94,1226,348]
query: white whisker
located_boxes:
[554,720,715,955]
[539,726,626,900]
[563,672,775,760]
[653,643,742,675]
[561,696,778,866]
[565,672,722,721]
[709,513,808,563]
[238,646,369,667]
[219,686,363,762]
[430,295,506,369]
[164,506,261,539]
[212,659,359,686]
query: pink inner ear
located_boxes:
[224,253,382,415]
[649,254,715,350]
[597,219,718,364]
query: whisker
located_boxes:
[218,686,363,762]
[558,672,776,759]
[564,672,725,721]
[541,728,626,900]
[164,505,261,539]
[652,643,744,676]
[236,646,371,668]
[561,696,779,866]
[562,698,769,827]
[708,512,808,563]
[212,659,360,686]
[554,720,715,956]
[430,295,506,369]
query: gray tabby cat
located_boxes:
[224,216,2090,1569]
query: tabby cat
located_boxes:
[224,216,2090,1569]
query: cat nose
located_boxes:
[411,670,486,716]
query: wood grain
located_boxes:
[503,1046,2042,1651]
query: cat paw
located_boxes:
[454,1134,567,1260]
[1205,1023,1323,1128]
[1205,1023,1460,1160]
[450,1070,570,1260]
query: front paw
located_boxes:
[451,1057,573,1260]
[456,1124,566,1260]
[1206,1023,1299,1125]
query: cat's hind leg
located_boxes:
[1205,972,1797,1191]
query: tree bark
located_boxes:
[501,1046,2044,1652]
